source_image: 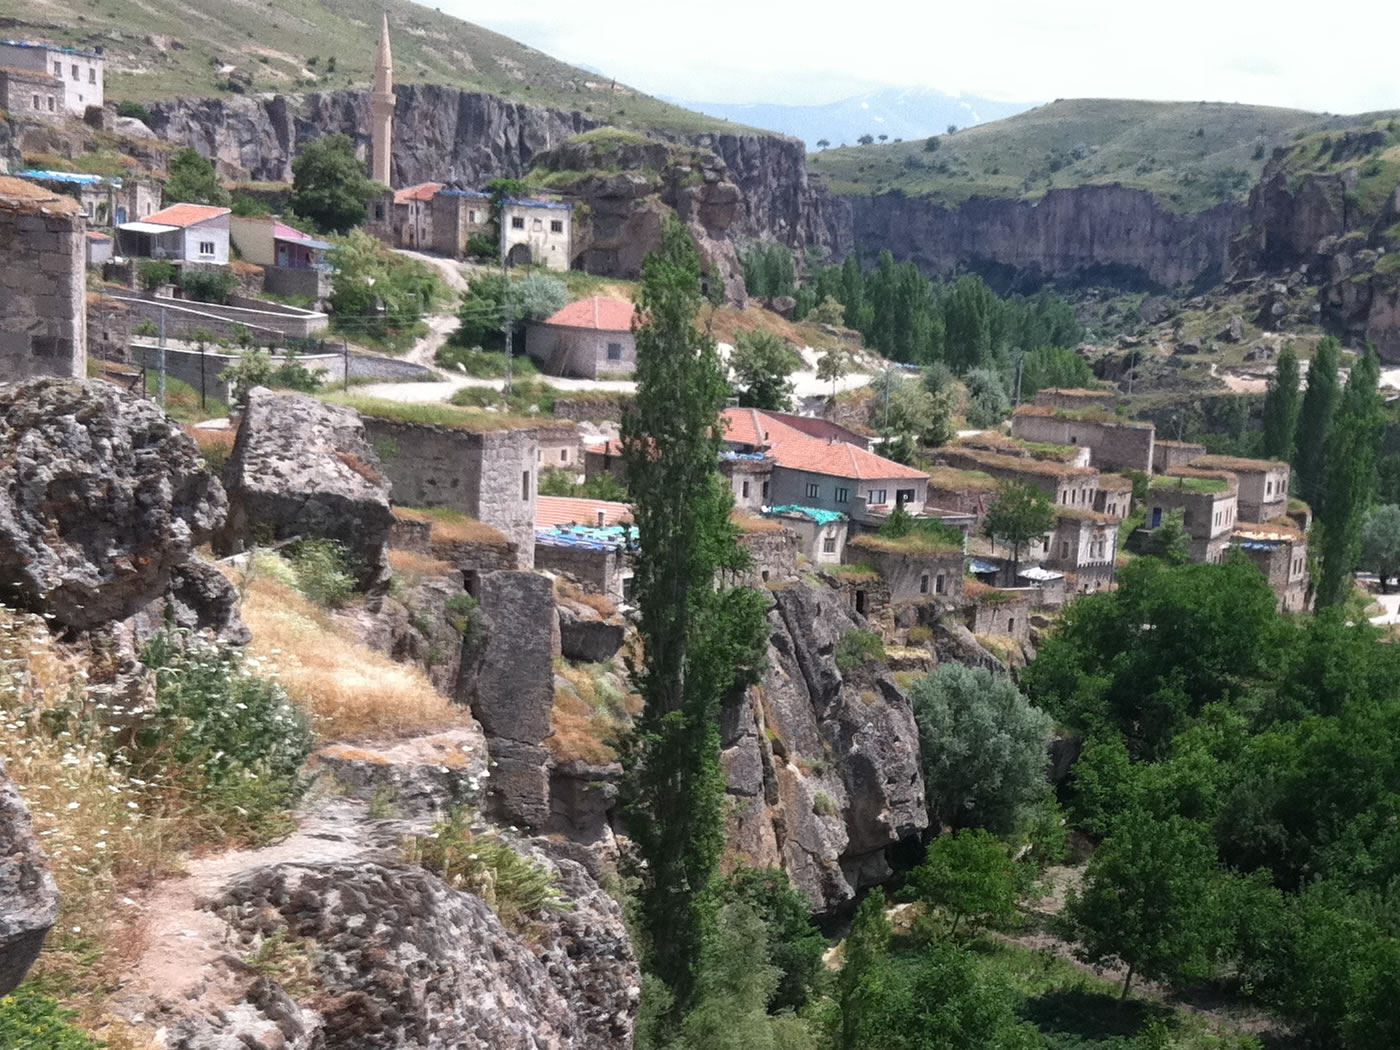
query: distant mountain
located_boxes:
[669,87,1035,148]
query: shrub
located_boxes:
[138,258,178,291]
[138,633,313,844]
[182,268,237,304]
[907,624,933,645]
[813,790,839,816]
[445,592,480,639]
[405,807,567,931]
[286,537,358,607]
[466,232,498,259]
[116,99,153,124]
[221,349,322,403]
[835,629,886,671]
[434,344,539,378]
[0,987,103,1050]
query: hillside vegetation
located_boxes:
[811,98,1396,212]
[7,0,741,132]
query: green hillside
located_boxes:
[4,0,744,133]
[810,98,1396,212]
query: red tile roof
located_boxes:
[141,203,231,228]
[393,182,444,204]
[721,408,926,482]
[536,495,632,528]
[542,296,636,332]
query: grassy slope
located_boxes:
[809,98,1397,212]
[10,0,745,133]
[1270,118,1400,221]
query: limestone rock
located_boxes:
[217,388,394,586]
[0,760,59,996]
[0,377,229,633]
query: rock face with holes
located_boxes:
[0,377,237,638]
[0,760,60,997]
[216,387,394,586]
[721,582,927,913]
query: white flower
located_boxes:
[66,801,80,810]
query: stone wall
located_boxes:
[87,296,133,362]
[130,344,346,404]
[263,264,330,305]
[1152,439,1206,473]
[105,292,328,341]
[966,591,1034,642]
[534,540,628,601]
[524,324,636,379]
[0,177,85,382]
[363,417,539,568]
[1010,410,1156,474]
[846,541,964,604]
[736,526,799,587]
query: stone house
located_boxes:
[764,505,848,565]
[1232,525,1310,612]
[1152,439,1206,473]
[524,297,637,378]
[1093,473,1134,519]
[733,512,799,587]
[722,407,931,521]
[926,465,1001,523]
[844,533,964,605]
[533,496,634,601]
[758,411,870,448]
[0,39,103,114]
[583,439,627,485]
[228,215,332,303]
[1045,509,1119,593]
[963,580,1034,643]
[359,413,544,569]
[1011,404,1156,474]
[721,451,774,511]
[1016,566,1067,609]
[14,169,156,228]
[1192,455,1290,523]
[0,66,64,122]
[86,230,112,267]
[535,425,582,473]
[117,203,231,265]
[1031,387,1116,412]
[367,181,441,251]
[0,176,86,381]
[501,197,572,271]
[939,446,1100,509]
[1145,469,1239,564]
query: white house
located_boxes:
[500,197,572,271]
[0,39,103,114]
[118,203,231,265]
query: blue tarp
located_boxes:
[763,505,846,527]
[18,169,121,188]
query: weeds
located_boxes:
[285,538,358,608]
[835,629,886,672]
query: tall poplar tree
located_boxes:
[1261,344,1302,460]
[620,220,769,1025]
[1294,337,1341,510]
[1317,348,1382,607]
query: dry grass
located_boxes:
[705,304,849,352]
[336,450,384,485]
[732,509,785,534]
[548,660,640,765]
[394,506,512,548]
[554,577,618,618]
[387,548,456,584]
[234,566,465,740]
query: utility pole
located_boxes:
[157,305,167,408]
[1013,348,1025,407]
[501,250,513,396]
[343,337,350,392]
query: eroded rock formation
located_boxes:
[0,760,59,997]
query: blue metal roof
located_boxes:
[501,197,572,211]
[720,451,772,462]
[1,39,103,59]
[763,504,846,527]
[536,523,630,551]
[17,169,121,188]
[438,188,489,198]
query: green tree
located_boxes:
[1360,504,1400,591]
[163,147,230,206]
[1260,344,1301,460]
[810,295,846,326]
[1018,345,1095,401]
[327,230,440,343]
[619,220,770,1027]
[868,368,953,456]
[941,274,1001,372]
[816,345,849,400]
[510,270,570,323]
[1317,348,1381,607]
[912,829,1018,937]
[908,664,1053,834]
[730,330,803,410]
[289,133,379,234]
[1293,336,1340,510]
[1065,811,1228,998]
[717,867,826,1012]
[836,889,892,1050]
[741,241,797,298]
[982,479,1054,577]
[964,367,1012,427]
[1146,507,1191,565]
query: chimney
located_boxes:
[597,510,605,527]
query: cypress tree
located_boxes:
[1294,337,1341,511]
[1317,348,1382,607]
[619,220,769,1025]
[1261,344,1302,460]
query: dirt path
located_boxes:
[391,249,467,371]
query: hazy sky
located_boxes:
[453,0,1399,114]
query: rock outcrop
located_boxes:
[722,583,927,913]
[216,388,395,586]
[0,760,60,997]
[0,377,236,637]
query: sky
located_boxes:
[450,0,1400,114]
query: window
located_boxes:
[919,574,929,594]
[536,450,542,463]
[31,94,38,109]
[1266,479,1273,495]
[550,219,563,233]
[53,61,62,76]
[897,488,916,506]
[468,210,479,223]
[89,68,96,84]
[560,449,568,462]
[511,216,525,230]
[198,240,215,256]
[761,480,769,500]
[532,218,543,231]
[741,481,750,499]
[47,96,54,111]
[606,341,623,361]
[868,489,887,506]
[805,482,820,500]
[1060,541,1070,559]
[1007,618,1015,634]
[822,534,837,554]
[834,486,849,504]
[521,470,531,500]
[374,202,385,220]
[935,573,946,595]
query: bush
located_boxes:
[466,233,498,259]
[0,987,103,1050]
[116,99,153,124]
[434,344,538,378]
[138,258,178,291]
[835,629,886,671]
[221,349,322,403]
[286,537,358,607]
[181,268,237,304]
[138,632,314,844]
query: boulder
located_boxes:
[557,604,626,664]
[0,378,230,633]
[217,388,394,587]
[0,760,60,996]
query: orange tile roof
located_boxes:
[536,495,632,528]
[393,181,444,204]
[141,202,231,228]
[721,408,926,481]
[542,296,636,332]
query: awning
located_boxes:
[967,558,1001,575]
[118,221,179,234]
[276,233,332,251]
[1017,566,1064,582]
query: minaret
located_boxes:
[370,12,394,186]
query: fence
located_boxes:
[129,342,348,407]
[104,293,329,343]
